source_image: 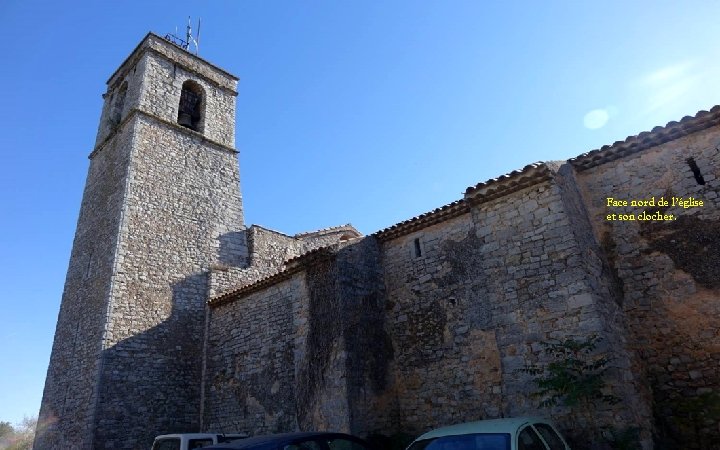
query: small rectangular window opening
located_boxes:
[414,238,422,258]
[686,157,706,185]
[85,251,94,278]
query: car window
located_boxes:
[532,424,564,450]
[218,435,249,443]
[153,438,181,450]
[325,438,370,450]
[408,434,510,450]
[517,427,547,450]
[284,439,324,450]
[189,438,214,448]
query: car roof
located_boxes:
[155,433,248,439]
[205,432,363,449]
[414,417,551,441]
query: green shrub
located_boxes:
[517,335,619,409]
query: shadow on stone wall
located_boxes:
[219,231,248,266]
[91,271,210,449]
[201,236,398,438]
[337,238,395,435]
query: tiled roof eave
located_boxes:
[212,105,720,303]
[570,106,720,171]
[373,200,470,242]
[464,163,553,203]
[208,246,336,308]
[208,267,298,308]
[372,163,555,242]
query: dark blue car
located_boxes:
[203,432,378,450]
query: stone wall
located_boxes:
[374,172,651,444]
[137,49,237,147]
[37,34,247,450]
[334,238,388,435]
[204,273,309,433]
[202,171,653,445]
[208,225,360,298]
[204,238,386,436]
[296,226,360,250]
[207,227,298,299]
[36,114,136,450]
[201,116,719,448]
[576,124,720,446]
[204,249,354,434]
[90,111,246,447]
[96,34,238,149]
[203,117,719,448]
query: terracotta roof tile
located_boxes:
[570,105,720,170]
[211,105,720,302]
[464,162,553,202]
[373,163,555,242]
[208,245,336,307]
[294,224,361,238]
[373,200,470,241]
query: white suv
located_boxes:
[152,433,249,450]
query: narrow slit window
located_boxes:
[414,238,422,258]
[686,157,706,185]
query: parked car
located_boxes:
[202,432,378,450]
[406,418,570,450]
[152,433,249,450]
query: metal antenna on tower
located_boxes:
[195,18,201,55]
[164,16,202,55]
[186,16,192,51]
[187,16,201,55]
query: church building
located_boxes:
[36,33,720,450]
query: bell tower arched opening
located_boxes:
[178,80,205,133]
[110,81,128,129]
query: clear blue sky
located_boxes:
[2,0,720,426]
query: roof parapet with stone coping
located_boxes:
[569,105,720,171]
[209,225,361,307]
[106,32,238,94]
[248,223,361,240]
[248,224,293,238]
[294,224,362,239]
[208,245,337,308]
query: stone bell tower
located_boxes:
[36,33,247,449]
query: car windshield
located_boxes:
[189,438,214,448]
[408,434,510,450]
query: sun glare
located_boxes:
[643,61,695,85]
[639,62,704,116]
[583,109,610,130]
[645,77,697,113]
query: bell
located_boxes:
[178,112,193,128]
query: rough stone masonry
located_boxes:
[37,32,719,450]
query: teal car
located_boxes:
[406,417,570,450]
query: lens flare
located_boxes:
[583,109,609,129]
